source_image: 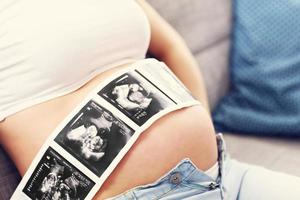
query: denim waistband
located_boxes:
[108,133,227,200]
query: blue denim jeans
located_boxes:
[108,134,300,200]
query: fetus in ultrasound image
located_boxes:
[55,100,134,177]
[23,147,94,200]
[98,71,175,126]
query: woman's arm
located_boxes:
[136,0,210,112]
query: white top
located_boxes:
[0,0,151,121]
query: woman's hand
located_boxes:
[136,0,210,113]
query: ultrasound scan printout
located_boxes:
[54,100,134,177]
[98,71,176,126]
[12,59,201,200]
[22,147,94,200]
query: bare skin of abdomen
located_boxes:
[0,62,218,199]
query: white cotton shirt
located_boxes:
[0,0,151,121]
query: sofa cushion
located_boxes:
[194,38,231,109]
[213,0,300,136]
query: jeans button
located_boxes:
[170,172,181,184]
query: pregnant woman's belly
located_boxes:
[0,62,218,199]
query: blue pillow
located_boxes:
[213,0,300,136]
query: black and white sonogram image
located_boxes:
[23,147,94,200]
[98,71,175,126]
[55,100,134,177]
